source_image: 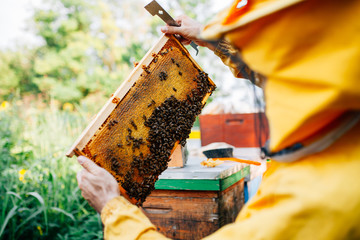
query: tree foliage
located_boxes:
[0,0,228,106]
[0,0,151,106]
[31,0,132,104]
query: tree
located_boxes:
[0,0,241,105]
[31,0,131,105]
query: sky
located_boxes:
[0,0,43,49]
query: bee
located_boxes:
[130,120,137,130]
[147,99,156,108]
[142,65,150,74]
[112,97,120,104]
[159,71,168,81]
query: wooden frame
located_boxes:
[67,35,168,157]
[66,34,211,157]
[66,34,215,204]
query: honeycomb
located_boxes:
[67,35,216,205]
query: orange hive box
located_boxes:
[66,34,216,205]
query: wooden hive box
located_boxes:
[199,113,269,147]
[144,180,245,240]
[66,34,216,205]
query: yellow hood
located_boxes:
[201,0,360,152]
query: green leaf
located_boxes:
[6,191,22,200]
[27,192,45,206]
[50,207,75,221]
[15,206,45,232]
[0,205,18,237]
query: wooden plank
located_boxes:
[146,189,218,198]
[155,179,220,191]
[149,218,218,240]
[218,179,245,226]
[220,165,250,191]
[142,195,219,220]
[168,145,184,167]
[242,165,250,177]
[154,165,250,191]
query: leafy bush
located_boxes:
[0,102,102,239]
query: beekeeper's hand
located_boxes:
[77,156,120,213]
[161,15,216,51]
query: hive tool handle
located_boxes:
[144,0,199,55]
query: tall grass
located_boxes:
[0,100,103,239]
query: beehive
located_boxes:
[66,34,216,205]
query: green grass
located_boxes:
[0,100,103,239]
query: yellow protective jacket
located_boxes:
[101,0,360,239]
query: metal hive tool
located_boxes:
[66,34,216,205]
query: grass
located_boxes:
[0,100,103,239]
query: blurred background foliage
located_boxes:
[0,0,215,107]
[1,0,137,109]
[0,0,231,239]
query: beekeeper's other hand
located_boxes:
[77,156,120,213]
[161,15,216,51]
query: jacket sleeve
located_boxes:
[101,196,170,240]
[102,137,360,240]
[212,39,266,86]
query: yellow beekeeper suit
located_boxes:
[100,0,360,239]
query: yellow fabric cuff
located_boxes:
[101,196,156,240]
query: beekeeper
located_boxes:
[77,0,360,239]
